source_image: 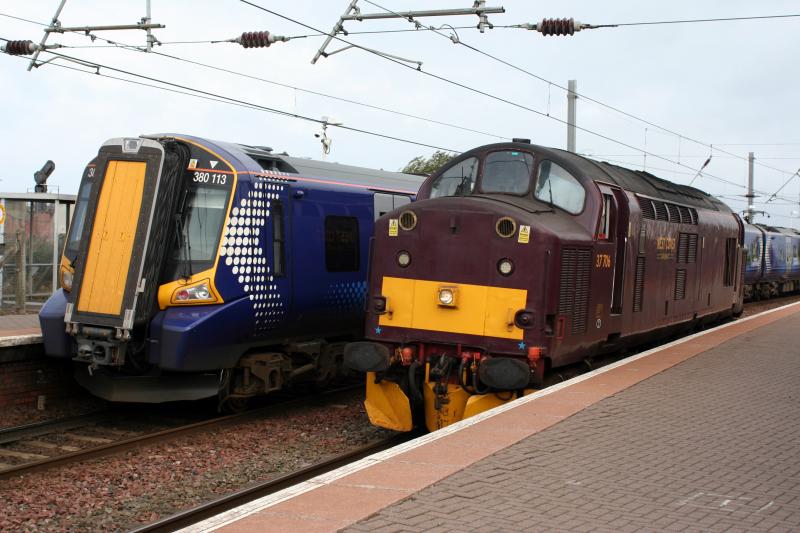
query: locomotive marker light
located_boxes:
[437,286,458,307]
[397,250,411,267]
[497,258,514,276]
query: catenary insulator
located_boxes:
[2,40,36,56]
[537,18,579,36]
[235,31,289,49]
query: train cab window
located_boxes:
[598,194,613,241]
[430,157,478,198]
[165,186,229,279]
[535,160,585,214]
[64,180,92,260]
[480,151,534,194]
[325,216,359,272]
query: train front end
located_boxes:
[39,135,238,401]
[345,143,582,432]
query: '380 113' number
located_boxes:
[193,171,227,185]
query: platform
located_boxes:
[184,301,800,533]
[0,314,41,346]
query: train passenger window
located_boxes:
[325,216,359,272]
[273,201,285,277]
[535,161,585,214]
[430,157,478,198]
[480,151,533,194]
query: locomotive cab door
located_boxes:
[596,184,630,315]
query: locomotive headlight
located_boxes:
[61,269,73,292]
[171,281,216,304]
[437,287,458,307]
[498,258,514,276]
[397,251,411,267]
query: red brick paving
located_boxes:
[202,302,800,533]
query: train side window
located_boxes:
[373,193,393,220]
[535,160,585,214]
[272,201,285,277]
[393,195,411,209]
[325,216,360,272]
[430,157,478,198]
[598,194,613,240]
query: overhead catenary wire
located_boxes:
[240,1,791,197]
[0,11,507,142]
[5,6,797,182]
[357,2,800,182]
[3,8,797,204]
[0,39,460,153]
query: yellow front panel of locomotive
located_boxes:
[378,276,526,340]
[77,160,146,315]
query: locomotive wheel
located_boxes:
[221,396,251,413]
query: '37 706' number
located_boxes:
[193,171,227,185]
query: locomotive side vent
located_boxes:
[495,217,517,238]
[678,205,691,224]
[398,210,417,231]
[677,233,689,263]
[667,203,680,223]
[638,197,699,226]
[654,201,669,221]
[633,257,646,312]
[687,234,698,262]
[558,248,591,334]
[677,233,699,264]
[639,198,656,220]
[674,269,687,300]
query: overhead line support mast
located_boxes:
[311,1,505,65]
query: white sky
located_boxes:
[1,1,799,226]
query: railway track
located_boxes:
[0,385,360,481]
[130,431,416,533]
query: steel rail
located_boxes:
[0,410,113,445]
[0,385,360,481]
[130,432,416,533]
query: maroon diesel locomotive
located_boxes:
[344,140,744,432]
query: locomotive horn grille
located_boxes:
[495,217,517,238]
[398,210,417,231]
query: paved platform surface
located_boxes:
[188,302,800,533]
[0,314,41,346]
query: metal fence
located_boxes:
[0,194,75,313]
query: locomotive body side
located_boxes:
[345,141,744,432]
[39,134,422,403]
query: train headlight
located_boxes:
[498,258,514,276]
[171,281,216,304]
[61,269,73,292]
[397,251,411,267]
[437,286,458,307]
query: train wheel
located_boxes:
[221,396,251,413]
